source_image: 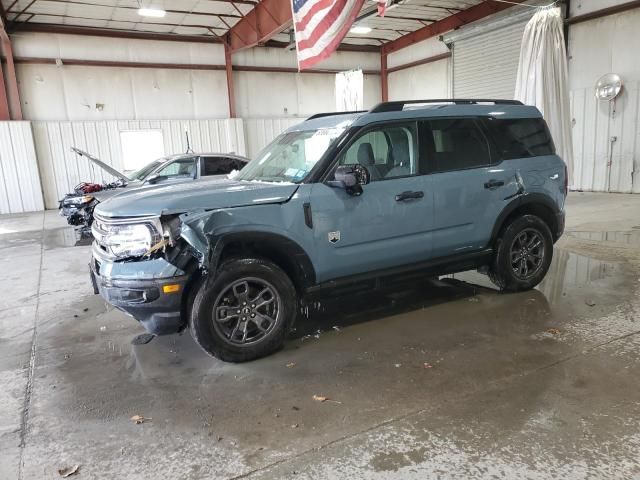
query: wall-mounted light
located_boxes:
[138,8,166,18]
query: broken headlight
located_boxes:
[93,217,162,259]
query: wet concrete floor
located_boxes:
[0,192,639,479]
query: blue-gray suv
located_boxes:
[90,99,567,362]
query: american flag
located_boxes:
[292,0,366,70]
[378,0,389,16]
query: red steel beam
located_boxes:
[0,20,22,119]
[382,0,527,55]
[224,38,237,118]
[229,0,292,52]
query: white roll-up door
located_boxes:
[452,19,529,99]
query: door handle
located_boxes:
[484,179,505,190]
[395,190,424,202]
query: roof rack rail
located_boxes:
[369,99,523,113]
[306,110,367,121]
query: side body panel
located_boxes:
[430,164,518,257]
[308,177,433,283]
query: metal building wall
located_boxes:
[568,6,640,193]
[0,122,44,214]
[32,119,246,209]
[244,118,300,159]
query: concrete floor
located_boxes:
[1,192,639,479]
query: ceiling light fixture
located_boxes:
[350,25,372,34]
[138,8,166,18]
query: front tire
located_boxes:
[488,215,553,292]
[190,258,297,362]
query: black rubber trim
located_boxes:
[306,248,493,295]
[489,193,563,243]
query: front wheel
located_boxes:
[488,215,553,292]
[190,258,297,362]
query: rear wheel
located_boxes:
[190,258,296,362]
[488,215,553,292]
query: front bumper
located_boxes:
[90,251,190,335]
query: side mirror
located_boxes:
[146,173,161,184]
[327,165,370,196]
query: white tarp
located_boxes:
[515,7,574,185]
[335,69,364,112]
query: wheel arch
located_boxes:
[208,231,316,293]
[490,194,561,245]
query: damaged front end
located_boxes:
[90,213,206,335]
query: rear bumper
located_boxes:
[90,255,190,335]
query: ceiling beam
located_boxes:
[12,23,223,43]
[382,0,527,55]
[228,0,292,52]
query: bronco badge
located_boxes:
[328,231,341,244]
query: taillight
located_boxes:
[564,165,568,196]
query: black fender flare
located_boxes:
[490,193,562,245]
[206,231,317,291]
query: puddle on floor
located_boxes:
[567,230,640,246]
[43,227,93,249]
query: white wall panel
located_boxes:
[388,59,450,101]
[11,32,225,65]
[0,122,44,214]
[18,64,229,121]
[568,9,640,192]
[33,119,246,208]
[387,37,449,70]
[234,71,381,119]
[244,118,301,159]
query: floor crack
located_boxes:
[17,213,45,480]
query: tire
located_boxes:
[190,258,297,362]
[488,214,553,293]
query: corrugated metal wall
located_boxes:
[32,119,246,209]
[570,84,638,192]
[0,122,44,214]
[244,118,301,158]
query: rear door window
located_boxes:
[484,118,555,160]
[421,118,491,172]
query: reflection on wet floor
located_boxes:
[567,229,640,245]
[121,247,623,382]
[43,226,93,249]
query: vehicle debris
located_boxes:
[423,363,433,369]
[286,362,296,368]
[312,395,341,404]
[585,300,596,307]
[58,465,80,477]
[130,415,151,424]
[546,328,561,335]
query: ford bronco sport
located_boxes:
[90,99,566,362]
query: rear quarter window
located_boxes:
[485,118,555,160]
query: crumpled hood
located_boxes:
[94,177,299,218]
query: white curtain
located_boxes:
[335,69,364,112]
[515,7,574,186]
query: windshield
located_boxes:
[236,127,345,183]
[127,159,165,181]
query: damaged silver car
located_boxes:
[59,148,248,227]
